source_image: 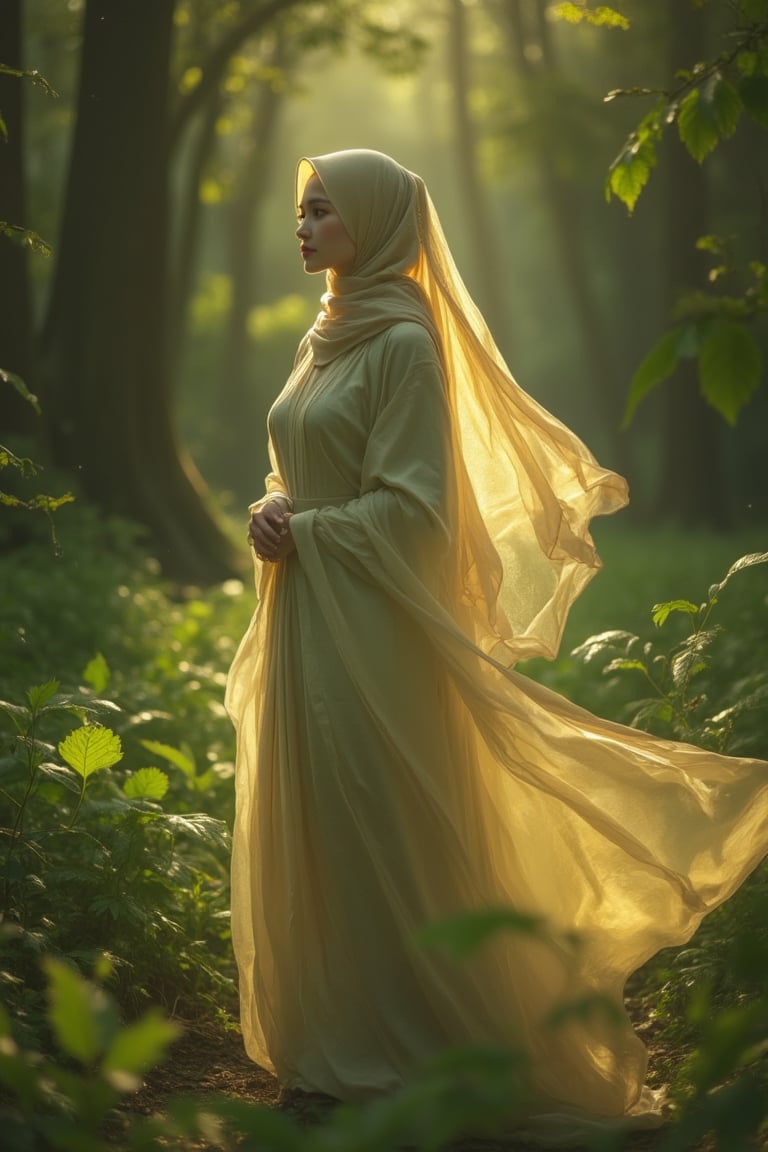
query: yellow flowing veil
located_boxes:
[297,149,629,665]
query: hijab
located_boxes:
[295,149,628,663]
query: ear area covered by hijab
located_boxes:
[295,147,628,666]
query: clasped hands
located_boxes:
[248,499,295,563]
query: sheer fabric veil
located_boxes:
[225,149,768,1141]
[297,149,629,667]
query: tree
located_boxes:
[38,0,244,584]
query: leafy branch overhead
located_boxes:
[557,0,768,426]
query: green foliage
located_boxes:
[0,666,233,1029]
[606,3,768,210]
[551,3,630,31]
[571,551,768,753]
[597,1,768,425]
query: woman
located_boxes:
[226,149,767,1142]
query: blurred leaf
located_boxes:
[738,74,768,126]
[623,326,686,426]
[27,681,60,710]
[59,725,123,780]
[0,222,53,256]
[0,367,42,412]
[698,320,761,424]
[546,992,625,1030]
[82,653,110,694]
[551,3,630,29]
[124,767,170,801]
[416,907,546,960]
[652,600,699,628]
[140,738,196,779]
[102,1010,179,1088]
[44,958,118,1065]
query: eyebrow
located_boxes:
[299,195,331,208]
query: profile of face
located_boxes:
[296,173,356,276]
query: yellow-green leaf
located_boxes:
[82,652,110,694]
[59,725,123,779]
[124,767,170,801]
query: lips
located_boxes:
[300,246,315,255]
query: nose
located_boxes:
[296,218,309,239]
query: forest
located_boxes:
[1,0,767,1149]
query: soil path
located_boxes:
[115,1014,746,1152]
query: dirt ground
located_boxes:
[113,1003,763,1152]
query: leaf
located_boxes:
[58,725,123,780]
[124,767,169,801]
[603,658,648,674]
[571,630,637,663]
[698,320,761,424]
[678,88,718,162]
[739,74,768,127]
[651,600,699,628]
[550,3,629,28]
[82,653,110,694]
[678,73,742,163]
[43,958,118,1065]
[102,1010,179,1088]
[606,120,659,212]
[623,326,686,426]
[26,681,60,710]
[546,992,625,1030]
[416,907,547,960]
[714,552,768,599]
[140,738,196,780]
[0,367,41,412]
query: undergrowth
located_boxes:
[1,502,767,1149]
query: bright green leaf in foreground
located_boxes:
[698,320,761,424]
[124,767,170,801]
[59,724,123,780]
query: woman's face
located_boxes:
[296,173,356,276]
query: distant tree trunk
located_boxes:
[495,0,622,447]
[657,2,729,528]
[39,0,240,583]
[446,0,507,342]
[0,0,35,434]
[219,36,288,496]
[168,85,224,385]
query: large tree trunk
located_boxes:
[0,0,35,434]
[39,0,240,583]
[657,2,729,528]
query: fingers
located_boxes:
[248,509,294,562]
